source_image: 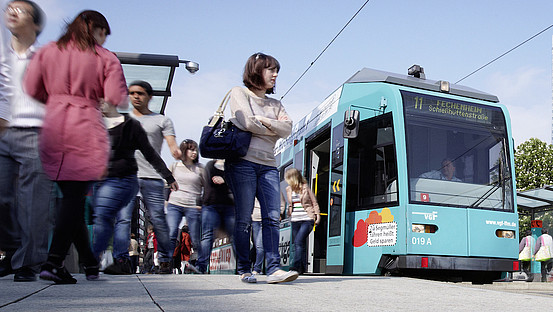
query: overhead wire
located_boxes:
[455,23,553,84]
[280,0,371,100]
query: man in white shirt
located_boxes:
[0,0,51,282]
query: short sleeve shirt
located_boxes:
[130,111,176,179]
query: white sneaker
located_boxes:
[267,270,298,284]
[252,271,259,275]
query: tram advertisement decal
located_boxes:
[352,208,396,247]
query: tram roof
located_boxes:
[517,186,553,215]
[345,68,500,103]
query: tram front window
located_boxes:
[402,91,513,211]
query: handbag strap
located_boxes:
[208,89,232,127]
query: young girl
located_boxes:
[224,53,296,283]
[285,168,321,275]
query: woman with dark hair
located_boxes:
[166,139,204,271]
[23,10,128,284]
[224,53,296,283]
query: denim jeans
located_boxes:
[117,178,172,262]
[196,204,235,273]
[251,221,264,273]
[92,175,138,260]
[291,220,314,273]
[225,159,281,275]
[0,127,53,271]
[166,203,202,259]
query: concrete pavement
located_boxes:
[1,273,553,311]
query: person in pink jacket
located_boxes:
[23,10,128,284]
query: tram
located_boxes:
[275,66,520,282]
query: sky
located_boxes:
[11,0,553,164]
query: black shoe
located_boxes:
[104,258,132,275]
[84,265,100,280]
[0,253,14,277]
[14,267,37,282]
[39,262,77,284]
[159,262,172,274]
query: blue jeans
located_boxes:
[0,127,53,271]
[197,204,235,273]
[92,175,138,260]
[251,221,264,273]
[225,159,281,275]
[117,178,172,262]
[291,220,314,273]
[166,203,202,259]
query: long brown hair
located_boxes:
[57,10,111,52]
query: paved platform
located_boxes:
[1,274,552,311]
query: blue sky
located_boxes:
[18,0,553,163]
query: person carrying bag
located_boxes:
[199,90,252,160]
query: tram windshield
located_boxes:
[402,90,513,211]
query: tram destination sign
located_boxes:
[401,90,497,125]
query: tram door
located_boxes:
[305,130,330,273]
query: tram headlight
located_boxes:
[496,229,515,239]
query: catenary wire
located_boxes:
[280,0,371,100]
[455,23,553,84]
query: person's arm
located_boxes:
[165,135,182,160]
[0,23,10,132]
[102,50,129,108]
[306,186,321,225]
[22,45,48,103]
[228,87,272,135]
[286,186,293,217]
[257,103,292,139]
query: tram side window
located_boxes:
[346,113,398,212]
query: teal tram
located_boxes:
[275,66,520,282]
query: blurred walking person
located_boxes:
[285,168,321,275]
[129,233,139,274]
[196,159,235,274]
[0,0,52,282]
[116,80,181,274]
[23,10,128,284]
[92,102,177,275]
[143,225,156,274]
[167,139,203,269]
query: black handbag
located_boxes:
[199,90,252,159]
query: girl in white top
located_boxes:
[285,168,320,274]
[166,140,204,266]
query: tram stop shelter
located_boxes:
[115,52,198,114]
[517,186,553,224]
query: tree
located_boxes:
[514,138,553,191]
[514,138,553,233]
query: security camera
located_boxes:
[185,61,199,74]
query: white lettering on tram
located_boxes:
[412,211,438,220]
[367,222,397,247]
